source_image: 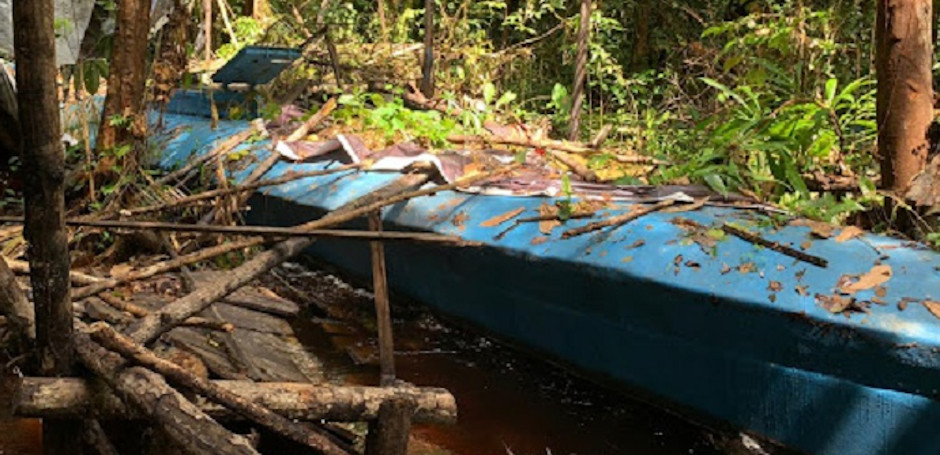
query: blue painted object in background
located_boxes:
[211,46,302,87]
[153,110,940,455]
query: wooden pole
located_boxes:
[568,0,591,141]
[12,0,77,452]
[369,211,396,386]
[875,0,933,192]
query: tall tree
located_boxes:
[96,0,152,160]
[419,0,435,98]
[568,0,591,141]
[12,0,76,452]
[876,0,934,192]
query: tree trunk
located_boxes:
[12,1,77,453]
[632,0,650,71]
[364,398,416,455]
[568,0,591,141]
[419,0,435,98]
[96,0,152,157]
[377,0,388,41]
[876,0,934,192]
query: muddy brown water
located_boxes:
[0,261,789,455]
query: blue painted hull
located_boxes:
[154,112,940,455]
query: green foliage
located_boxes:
[336,91,460,147]
[217,17,266,60]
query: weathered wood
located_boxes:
[364,398,416,455]
[16,378,458,424]
[561,200,675,238]
[0,255,34,340]
[73,324,261,455]
[89,324,351,455]
[126,172,434,345]
[369,212,396,386]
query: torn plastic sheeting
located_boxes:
[0,0,96,66]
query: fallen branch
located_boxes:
[6,258,102,285]
[722,223,829,268]
[15,378,457,424]
[548,150,598,182]
[73,323,261,455]
[561,200,676,238]
[89,323,350,455]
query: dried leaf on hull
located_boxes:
[538,203,561,235]
[480,208,525,227]
[790,219,836,238]
[841,265,892,293]
[835,226,864,243]
[817,293,866,314]
[925,301,940,320]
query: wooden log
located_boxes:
[125,172,433,345]
[16,378,458,424]
[89,324,351,455]
[561,200,676,238]
[364,398,416,455]
[0,255,34,340]
[369,212,396,386]
[73,324,261,455]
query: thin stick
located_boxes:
[89,324,351,455]
[494,210,596,240]
[154,127,259,187]
[722,223,829,268]
[369,212,395,386]
[0,217,476,245]
[561,200,675,238]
